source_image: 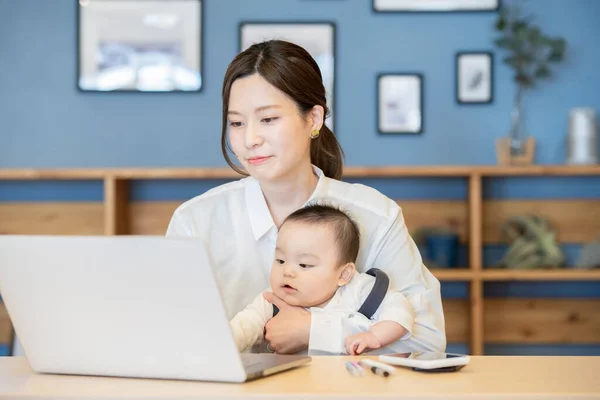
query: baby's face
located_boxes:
[270,221,344,308]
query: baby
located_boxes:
[229,204,414,355]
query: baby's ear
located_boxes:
[337,262,356,287]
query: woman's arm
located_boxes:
[367,210,447,352]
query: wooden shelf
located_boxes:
[431,268,474,281]
[1,164,599,356]
[1,164,599,180]
[432,269,600,281]
[481,269,600,281]
[0,169,108,180]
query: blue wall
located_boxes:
[1,0,599,356]
[1,0,599,167]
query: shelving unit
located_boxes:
[1,164,599,355]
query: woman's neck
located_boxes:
[260,164,318,227]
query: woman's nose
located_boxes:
[244,124,263,149]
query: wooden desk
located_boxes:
[1,356,599,399]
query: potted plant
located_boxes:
[493,0,567,164]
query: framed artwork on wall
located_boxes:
[77,0,203,92]
[373,0,499,12]
[456,51,494,104]
[377,73,423,134]
[239,22,336,131]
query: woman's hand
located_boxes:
[263,292,311,354]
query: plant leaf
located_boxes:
[554,38,567,53]
[548,51,563,62]
[535,65,551,78]
[515,26,528,42]
[494,37,511,48]
[515,72,533,86]
[520,53,535,64]
[495,16,506,31]
[504,56,520,68]
[528,27,541,43]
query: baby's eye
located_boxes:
[275,259,285,265]
[299,264,314,269]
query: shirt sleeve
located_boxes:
[372,290,414,340]
[369,209,447,353]
[308,276,416,355]
[229,291,273,352]
[165,210,193,237]
[351,273,414,339]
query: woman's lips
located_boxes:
[247,156,272,165]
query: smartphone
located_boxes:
[378,352,470,373]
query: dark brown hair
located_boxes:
[221,40,344,180]
[282,203,360,265]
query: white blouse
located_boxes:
[166,165,446,354]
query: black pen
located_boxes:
[370,366,390,377]
[359,359,395,377]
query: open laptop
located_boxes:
[0,235,310,382]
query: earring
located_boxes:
[310,130,320,139]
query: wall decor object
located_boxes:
[456,52,493,104]
[377,73,423,134]
[493,0,566,164]
[566,107,598,165]
[373,0,499,12]
[240,22,335,131]
[77,0,203,92]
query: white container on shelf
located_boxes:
[566,107,598,165]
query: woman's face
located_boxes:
[227,73,321,183]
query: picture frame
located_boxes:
[377,73,423,134]
[456,51,494,104]
[239,22,336,131]
[77,0,203,92]
[373,0,500,12]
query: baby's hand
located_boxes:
[344,332,382,355]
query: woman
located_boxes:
[166,40,446,355]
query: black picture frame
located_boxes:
[239,21,336,132]
[373,0,500,13]
[76,0,204,93]
[377,73,424,134]
[456,51,494,104]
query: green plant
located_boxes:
[494,0,567,88]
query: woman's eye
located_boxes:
[276,259,285,265]
[262,117,278,124]
[299,264,313,269]
[229,121,243,127]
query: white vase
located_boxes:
[566,107,598,164]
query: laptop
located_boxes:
[0,235,310,382]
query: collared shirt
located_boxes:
[166,165,446,354]
[230,272,414,354]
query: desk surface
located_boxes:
[1,356,599,399]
